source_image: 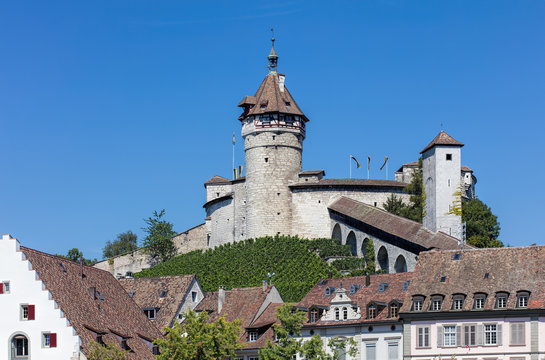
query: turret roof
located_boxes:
[238,73,307,121]
[420,131,464,154]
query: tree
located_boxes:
[56,248,97,265]
[462,198,502,248]
[153,309,243,360]
[103,230,138,259]
[87,341,128,360]
[259,304,357,360]
[382,194,405,217]
[383,158,425,222]
[141,210,177,263]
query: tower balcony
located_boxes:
[241,114,306,138]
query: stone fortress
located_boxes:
[95,40,477,277]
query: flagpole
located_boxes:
[367,156,369,179]
[386,162,388,180]
[349,156,352,179]
[232,132,235,179]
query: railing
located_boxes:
[253,119,306,136]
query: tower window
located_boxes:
[272,135,275,140]
[285,101,291,106]
[264,158,268,163]
[446,154,452,161]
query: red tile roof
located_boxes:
[119,275,197,330]
[401,246,545,314]
[328,197,469,250]
[238,73,307,121]
[21,247,161,359]
[420,131,464,154]
[204,175,231,186]
[297,273,413,326]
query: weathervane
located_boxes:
[268,27,278,73]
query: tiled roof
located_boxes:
[204,175,231,186]
[238,73,307,121]
[328,197,468,250]
[396,161,418,173]
[203,193,234,208]
[461,165,473,172]
[119,275,196,330]
[21,247,161,359]
[420,131,464,154]
[290,179,407,189]
[244,302,283,350]
[299,170,326,176]
[297,273,413,326]
[401,246,545,314]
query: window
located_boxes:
[446,154,452,161]
[144,308,157,320]
[403,280,410,291]
[128,292,135,298]
[389,303,398,318]
[20,304,35,320]
[440,276,446,282]
[516,292,529,308]
[443,325,457,346]
[495,293,508,309]
[485,324,498,345]
[431,297,443,311]
[474,294,486,309]
[452,295,465,310]
[249,357,259,360]
[349,284,359,295]
[12,335,29,357]
[464,324,476,346]
[335,307,340,320]
[417,326,430,348]
[309,309,318,322]
[43,332,57,348]
[160,290,167,298]
[249,331,258,342]
[510,322,525,345]
[368,305,376,319]
[1,281,10,294]
[192,291,197,302]
[343,307,348,320]
[121,338,130,351]
[365,342,376,360]
[378,283,389,292]
[388,342,399,360]
[412,296,424,311]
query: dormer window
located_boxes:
[378,283,389,293]
[343,307,348,320]
[389,302,399,318]
[368,305,376,319]
[452,295,465,310]
[325,287,335,296]
[412,296,424,312]
[430,296,443,311]
[335,308,340,320]
[349,284,360,295]
[160,290,168,298]
[517,291,530,308]
[495,292,508,309]
[144,308,157,320]
[249,331,258,342]
[285,101,291,106]
[473,294,487,309]
[309,309,318,322]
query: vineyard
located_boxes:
[135,235,373,302]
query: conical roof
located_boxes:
[237,73,307,121]
[420,131,464,154]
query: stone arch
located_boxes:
[346,231,357,256]
[394,254,407,273]
[9,332,30,359]
[361,237,373,262]
[331,223,342,243]
[377,246,389,273]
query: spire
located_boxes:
[268,28,278,74]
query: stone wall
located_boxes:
[291,187,410,240]
[206,197,235,247]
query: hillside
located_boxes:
[135,235,358,302]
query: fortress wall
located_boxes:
[291,188,409,239]
[172,223,207,253]
[232,180,248,242]
[206,197,235,247]
[206,183,233,202]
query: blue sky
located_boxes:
[1,1,544,259]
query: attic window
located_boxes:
[59,263,66,272]
[474,293,486,309]
[453,253,460,260]
[440,276,446,282]
[325,287,335,296]
[249,331,258,342]
[144,308,157,320]
[378,283,389,293]
[349,285,360,295]
[484,273,489,279]
[260,104,267,109]
[412,296,424,311]
[96,291,104,301]
[389,302,399,318]
[367,304,376,319]
[309,309,318,322]
[128,292,135,298]
[495,292,508,309]
[430,296,443,311]
[285,101,291,106]
[516,291,530,308]
[160,290,168,298]
[403,281,410,291]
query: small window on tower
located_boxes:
[446,154,452,161]
[264,158,268,163]
[285,101,291,106]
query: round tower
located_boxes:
[237,37,309,239]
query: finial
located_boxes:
[268,28,278,74]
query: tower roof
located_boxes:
[420,131,464,154]
[238,73,307,121]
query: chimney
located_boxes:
[262,280,268,293]
[365,274,371,287]
[218,286,225,313]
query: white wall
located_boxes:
[0,235,82,360]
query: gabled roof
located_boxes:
[328,197,468,250]
[420,131,464,154]
[119,275,197,329]
[401,246,545,314]
[21,246,161,359]
[238,73,307,121]
[297,273,413,326]
[204,175,231,186]
[396,161,419,173]
[290,179,407,190]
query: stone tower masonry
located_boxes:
[421,131,464,240]
[237,38,309,239]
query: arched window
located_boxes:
[335,308,340,320]
[343,307,348,320]
[346,231,357,256]
[332,224,342,242]
[394,255,407,273]
[377,246,389,273]
[10,333,29,359]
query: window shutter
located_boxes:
[0,283,3,294]
[520,323,526,345]
[477,325,483,345]
[50,333,57,348]
[437,326,443,347]
[463,325,468,346]
[28,304,35,320]
[497,324,502,346]
[456,325,461,346]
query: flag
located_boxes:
[350,155,360,168]
[234,168,238,179]
[380,156,388,170]
[367,156,371,171]
[238,165,243,177]
[232,132,236,145]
